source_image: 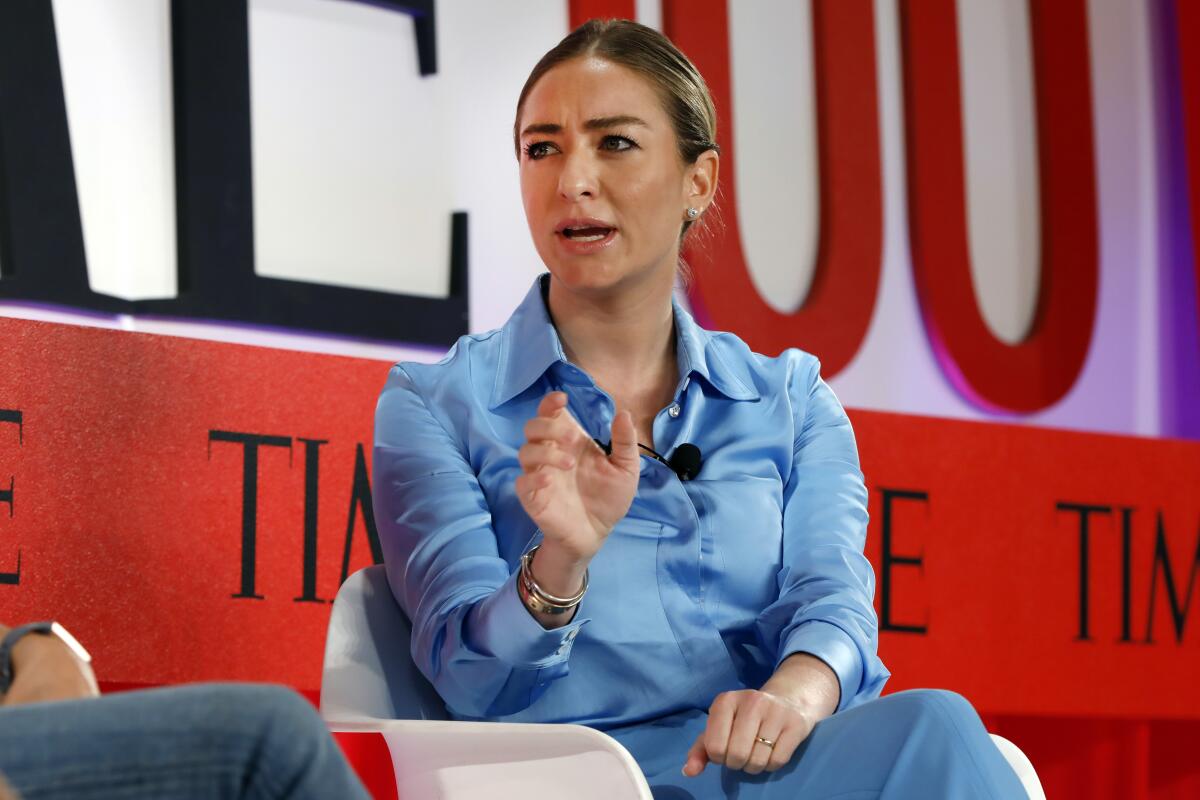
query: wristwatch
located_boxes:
[0,621,92,695]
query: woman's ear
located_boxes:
[685,149,719,212]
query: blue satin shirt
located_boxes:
[373,275,889,729]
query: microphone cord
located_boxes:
[592,438,703,481]
[637,441,673,469]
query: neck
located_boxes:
[546,267,677,386]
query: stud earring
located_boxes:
[686,207,700,220]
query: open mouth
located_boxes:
[560,226,614,242]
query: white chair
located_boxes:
[320,566,1044,799]
[320,565,653,799]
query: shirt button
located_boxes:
[668,403,681,418]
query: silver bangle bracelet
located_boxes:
[519,545,587,613]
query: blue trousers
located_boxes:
[0,683,369,800]
[610,690,1027,799]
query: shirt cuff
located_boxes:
[466,569,590,669]
[777,620,863,713]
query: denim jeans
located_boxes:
[0,683,369,799]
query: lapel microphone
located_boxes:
[593,438,704,481]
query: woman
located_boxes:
[373,19,1025,798]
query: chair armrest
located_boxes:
[989,733,1045,800]
[328,718,654,800]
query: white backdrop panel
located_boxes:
[52,0,177,301]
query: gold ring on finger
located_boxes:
[754,736,776,749]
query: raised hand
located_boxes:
[515,392,640,564]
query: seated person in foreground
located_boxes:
[0,619,368,799]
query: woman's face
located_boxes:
[517,57,710,295]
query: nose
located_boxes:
[557,149,598,202]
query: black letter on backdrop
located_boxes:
[0,4,97,310]
[209,431,293,600]
[879,488,929,634]
[0,410,22,585]
[1056,502,1113,641]
[1143,512,1200,644]
[0,0,468,346]
[340,444,383,584]
[295,438,327,604]
[1120,506,1135,642]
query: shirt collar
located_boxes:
[490,275,567,409]
[490,274,760,409]
[671,292,760,402]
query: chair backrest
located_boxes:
[320,564,450,722]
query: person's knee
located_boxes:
[885,689,982,730]
[922,689,980,724]
[893,689,992,753]
[236,684,333,758]
[188,683,323,736]
[153,683,357,797]
[251,684,325,731]
[229,685,345,790]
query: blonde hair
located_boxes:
[513,19,720,240]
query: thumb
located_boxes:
[682,733,709,777]
[608,410,639,473]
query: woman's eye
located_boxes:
[600,135,636,152]
[524,141,557,160]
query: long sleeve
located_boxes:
[372,365,588,719]
[755,356,889,711]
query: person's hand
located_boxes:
[515,391,640,563]
[2,632,99,707]
[683,689,821,777]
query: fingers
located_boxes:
[723,691,766,771]
[525,394,599,454]
[608,409,639,472]
[742,707,785,775]
[702,691,738,768]
[765,723,808,773]
[514,471,555,518]
[524,394,633,476]
[514,471,551,505]
[536,390,569,418]
[518,441,575,472]
[523,415,571,443]
[682,733,709,777]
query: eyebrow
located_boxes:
[520,115,650,138]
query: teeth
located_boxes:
[563,227,610,242]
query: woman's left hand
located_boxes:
[684,652,839,776]
[682,688,821,777]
